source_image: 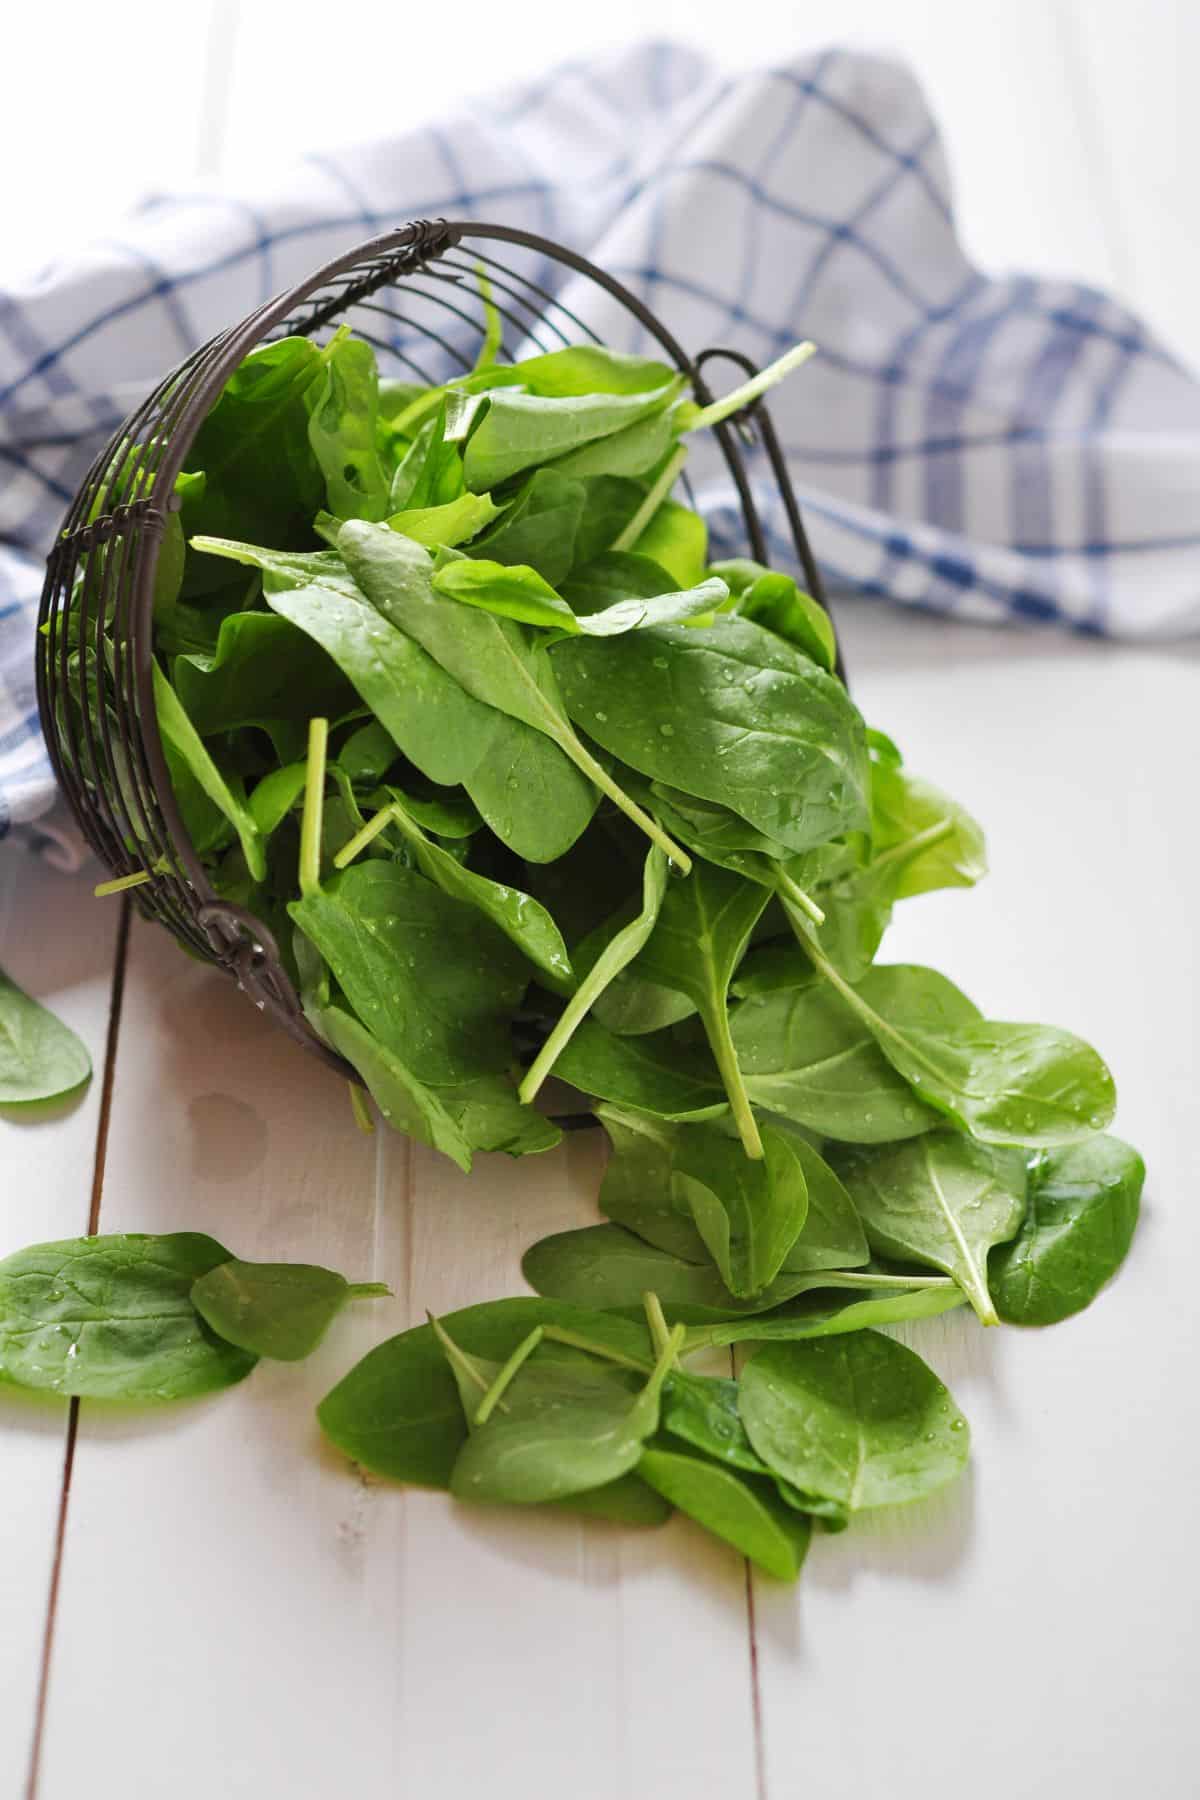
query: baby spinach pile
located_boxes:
[20,313,1145,1586]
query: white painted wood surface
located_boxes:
[3,5,1198,1796]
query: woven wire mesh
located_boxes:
[36,218,828,1076]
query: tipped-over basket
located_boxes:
[35,217,830,1079]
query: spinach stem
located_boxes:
[347,1282,392,1299]
[683,341,816,435]
[427,1312,508,1409]
[705,1009,764,1160]
[348,1081,375,1134]
[299,717,329,899]
[540,1325,652,1374]
[871,817,955,872]
[775,869,826,926]
[94,869,152,898]
[474,1326,544,1425]
[642,1291,673,1360]
[629,1323,686,1431]
[471,264,503,373]
[612,446,688,552]
[565,736,691,872]
[333,801,400,869]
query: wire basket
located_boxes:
[35,217,832,1080]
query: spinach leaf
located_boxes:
[191,537,501,789]
[153,663,266,880]
[630,857,771,1155]
[870,757,987,899]
[520,846,667,1101]
[572,477,647,566]
[835,1132,1027,1325]
[549,405,681,479]
[637,1446,810,1580]
[310,1004,472,1170]
[245,761,307,838]
[0,1234,256,1400]
[317,1299,653,1486]
[191,1259,389,1361]
[462,381,682,491]
[388,404,467,510]
[683,1283,967,1352]
[314,1004,559,1168]
[0,967,91,1105]
[464,467,585,585]
[290,861,527,1083]
[308,334,391,521]
[990,1135,1144,1325]
[354,794,572,985]
[671,1121,809,1297]
[557,1025,725,1120]
[552,613,869,855]
[663,1373,769,1468]
[631,498,707,588]
[172,611,355,736]
[338,523,681,865]
[712,562,836,671]
[738,1333,970,1512]
[434,557,728,638]
[595,1107,867,1277]
[730,963,973,1142]
[799,935,1117,1149]
[180,336,326,595]
[447,1324,680,1506]
[560,549,681,613]
[522,1224,905,1323]
[387,491,504,548]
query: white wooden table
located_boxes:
[4,5,1199,1796]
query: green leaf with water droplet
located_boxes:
[738,1332,970,1513]
[833,1132,1027,1325]
[989,1135,1144,1325]
[0,1234,255,1399]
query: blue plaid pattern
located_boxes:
[3,42,1198,845]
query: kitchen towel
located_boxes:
[3,41,1199,845]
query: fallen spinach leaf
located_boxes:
[0,967,92,1105]
[834,1133,1027,1324]
[738,1332,970,1512]
[191,1259,389,1361]
[799,935,1117,1149]
[0,1234,256,1400]
[638,1445,811,1580]
[682,1282,967,1352]
[447,1322,680,1506]
[317,1298,654,1487]
[522,1224,908,1324]
[990,1135,1144,1325]
[731,963,972,1142]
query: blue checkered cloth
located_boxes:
[4,42,1199,850]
